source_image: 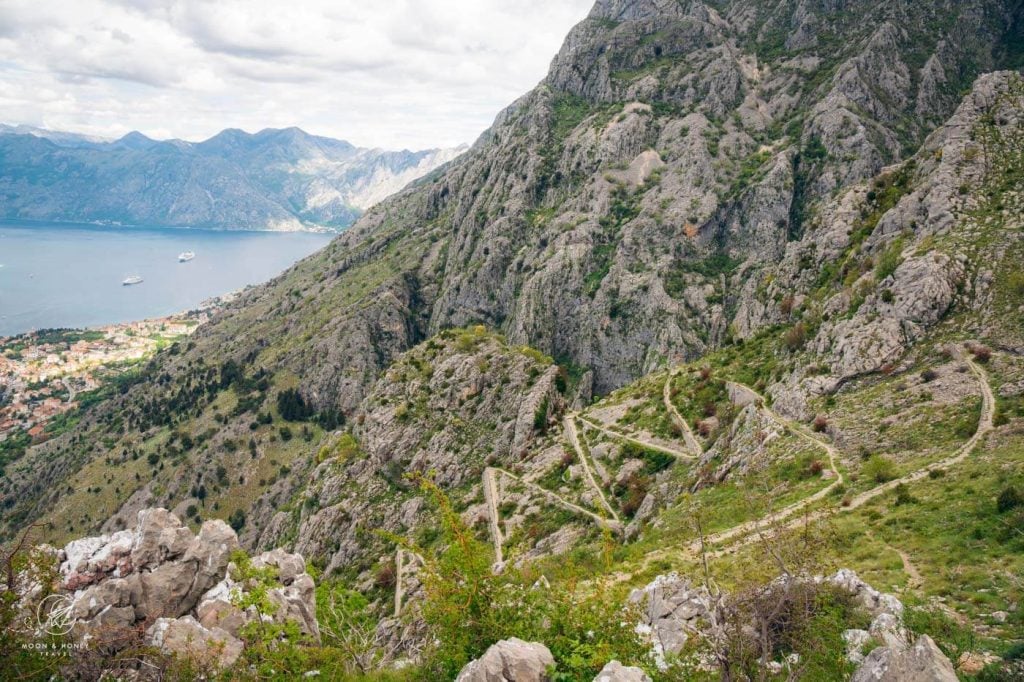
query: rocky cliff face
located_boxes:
[0,126,463,231]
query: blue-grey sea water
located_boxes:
[0,221,333,337]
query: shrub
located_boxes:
[997,486,1022,513]
[970,344,992,363]
[863,455,897,484]
[874,239,905,281]
[1007,270,1024,299]
[920,369,938,383]
[894,483,916,505]
[228,509,246,531]
[784,322,807,351]
[533,396,550,432]
[812,415,829,432]
[411,477,651,680]
[375,563,397,590]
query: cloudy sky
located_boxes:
[0,0,594,150]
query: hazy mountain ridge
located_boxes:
[0,125,465,231]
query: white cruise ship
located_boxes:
[178,251,195,262]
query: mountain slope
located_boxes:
[2,0,1024,675]
[1,0,1023,634]
[0,126,464,231]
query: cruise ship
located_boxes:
[122,275,143,286]
[178,251,195,263]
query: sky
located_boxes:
[0,0,594,150]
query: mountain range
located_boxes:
[2,0,1024,678]
[0,124,465,231]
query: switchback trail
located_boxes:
[711,355,992,555]
[482,467,504,566]
[564,416,621,523]
[679,381,845,549]
[843,355,993,510]
[663,371,702,455]
[578,416,695,460]
[493,467,622,532]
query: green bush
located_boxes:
[229,508,247,531]
[411,478,652,680]
[997,486,1022,513]
[863,454,897,483]
[904,605,976,662]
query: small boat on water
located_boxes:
[122,275,143,286]
[178,251,195,263]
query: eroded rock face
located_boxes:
[147,615,244,670]
[60,508,238,634]
[50,508,317,662]
[455,638,555,682]
[628,573,712,659]
[254,331,565,576]
[851,634,958,682]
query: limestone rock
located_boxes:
[195,547,320,642]
[828,569,904,618]
[629,573,712,657]
[851,635,957,682]
[455,638,555,682]
[147,615,244,670]
[594,660,651,682]
[50,507,316,664]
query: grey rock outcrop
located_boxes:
[254,331,564,575]
[828,568,904,619]
[197,547,320,642]
[455,638,555,682]
[147,615,244,670]
[628,573,712,658]
[851,634,958,682]
[594,660,652,682]
[60,508,238,634]
[50,508,318,661]
[631,569,908,670]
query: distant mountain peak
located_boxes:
[113,131,157,150]
[0,123,465,231]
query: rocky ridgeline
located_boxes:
[453,569,958,682]
[49,508,317,669]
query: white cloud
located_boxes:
[0,0,594,149]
